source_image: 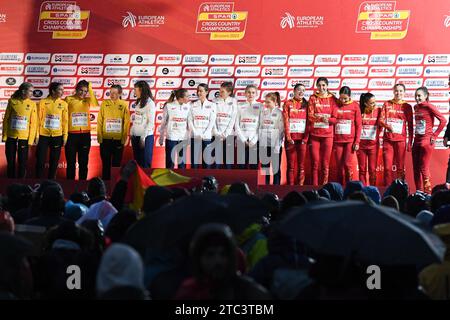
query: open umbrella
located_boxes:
[277,201,446,267]
[124,193,267,250]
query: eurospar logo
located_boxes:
[356,1,410,40]
[280,12,324,29]
[122,11,165,28]
[37,1,90,39]
[196,2,248,40]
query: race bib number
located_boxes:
[44,114,61,130]
[360,125,377,141]
[194,116,209,129]
[335,119,352,135]
[313,114,329,129]
[170,118,187,131]
[133,114,143,126]
[105,118,122,133]
[11,115,28,130]
[387,118,404,134]
[415,119,426,135]
[289,119,306,133]
[71,112,88,127]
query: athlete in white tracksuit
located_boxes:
[259,93,285,185]
[235,94,262,170]
[159,89,191,168]
[213,94,238,169]
[188,86,216,169]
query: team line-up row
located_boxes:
[2,77,449,192]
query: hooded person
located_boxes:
[362,186,381,205]
[280,191,307,216]
[318,188,331,200]
[381,195,400,211]
[416,210,434,226]
[322,182,344,201]
[405,192,430,218]
[96,243,149,300]
[0,233,33,299]
[24,184,68,229]
[430,205,450,227]
[175,223,270,300]
[64,200,88,221]
[343,181,364,199]
[383,179,409,212]
[419,223,450,300]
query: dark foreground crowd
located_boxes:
[1,161,450,300]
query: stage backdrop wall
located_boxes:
[0,0,449,188]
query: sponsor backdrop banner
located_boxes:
[0,0,449,187]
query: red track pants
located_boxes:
[356,147,378,186]
[309,136,333,186]
[285,141,307,185]
[412,141,433,194]
[333,142,354,186]
[383,140,406,186]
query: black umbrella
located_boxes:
[278,201,446,267]
[125,193,267,250]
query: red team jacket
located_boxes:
[359,106,383,150]
[282,97,309,142]
[334,100,362,144]
[381,100,414,147]
[307,92,338,138]
[413,102,447,145]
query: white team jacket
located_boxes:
[159,101,190,141]
[235,100,262,146]
[188,99,217,140]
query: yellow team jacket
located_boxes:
[2,98,38,145]
[97,99,130,144]
[37,97,69,142]
[65,82,99,133]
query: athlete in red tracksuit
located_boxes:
[412,87,447,194]
[333,86,362,186]
[380,84,414,186]
[308,77,338,186]
[356,93,383,186]
[283,83,309,185]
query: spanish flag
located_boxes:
[124,163,156,211]
[150,168,201,189]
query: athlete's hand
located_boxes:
[431,137,436,145]
[353,143,359,152]
[158,136,164,146]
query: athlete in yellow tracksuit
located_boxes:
[97,85,130,180]
[2,82,38,178]
[35,82,68,179]
[65,80,99,180]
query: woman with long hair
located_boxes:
[283,83,309,185]
[2,82,37,178]
[130,80,156,168]
[159,88,191,169]
[412,87,447,193]
[35,82,68,179]
[307,77,338,186]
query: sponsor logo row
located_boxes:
[1,53,449,65]
[1,65,449,78]
[0,76,448,91]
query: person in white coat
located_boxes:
[259,92,285,185]
[235,85,262,170]
[130,80,156,168]
[158,89,190,169]
[213,81,237,169]
[188,84,216,169]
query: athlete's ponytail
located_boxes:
[163,88,188,107]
